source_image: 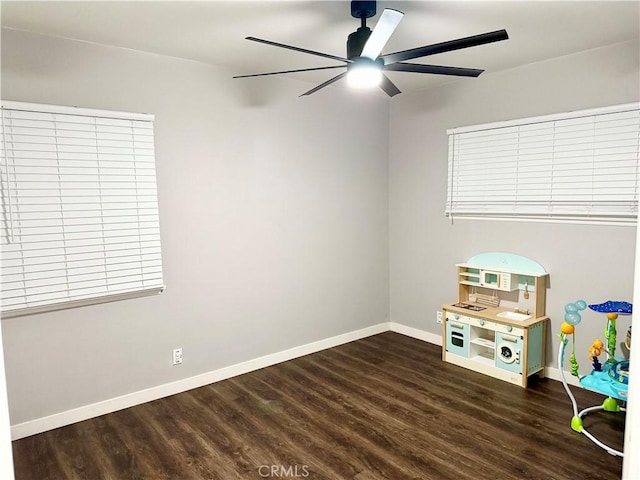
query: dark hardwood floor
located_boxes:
[12,332,625,479]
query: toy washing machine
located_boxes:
[496,332,523,374]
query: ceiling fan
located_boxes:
[234,0,508,97]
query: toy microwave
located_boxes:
[479,270,518,292]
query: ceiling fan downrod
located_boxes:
[348,1,376,59]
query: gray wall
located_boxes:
[389,40,639,366]
[1,29,390,425]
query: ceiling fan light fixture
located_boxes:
[346,59,382,89]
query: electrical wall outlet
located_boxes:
[436,311,443,324]
[172,348,183,365]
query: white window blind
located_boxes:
[0,101,164,318]
[446,103,640,225]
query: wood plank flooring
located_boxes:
[12,332,625,479]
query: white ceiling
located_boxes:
[1,1,639,96]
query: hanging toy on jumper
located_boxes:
[558,300,585,378]
[588,339,604,372]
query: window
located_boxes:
[446,103,640,225]
[1,101,164,318]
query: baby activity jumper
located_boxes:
[558,300,631,457]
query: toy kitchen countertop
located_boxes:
[443,302,549,327]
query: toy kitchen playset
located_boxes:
[442,252,549,387]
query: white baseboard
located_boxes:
[389,322,442,346]
[11,322,390,440]
[543,365,582,387]
[10,321,577,441]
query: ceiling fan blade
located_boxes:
[246,37,351,64]
[380,29,509,65]
[360,8,404,60]
[379,74,401,97]
[234,65,346,79]
[300,72,347,97]
[384,62,484,77]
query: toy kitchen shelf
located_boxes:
[442,252,549,388]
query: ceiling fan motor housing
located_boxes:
[347,27,372,59]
